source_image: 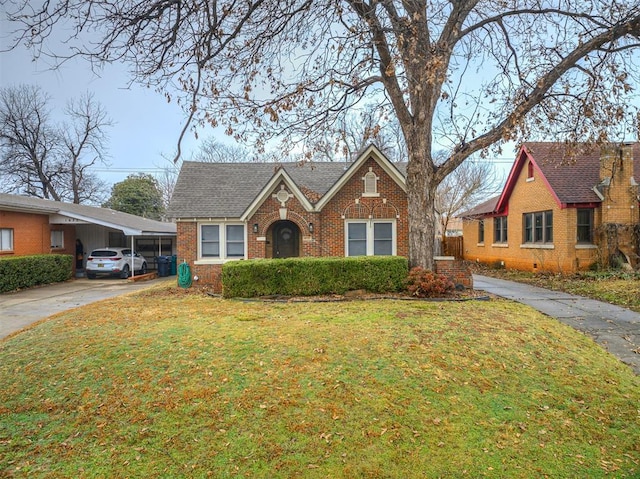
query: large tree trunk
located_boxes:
[405,138,438,271]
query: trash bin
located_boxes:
[170,255,177,276]
[157,255,170,277]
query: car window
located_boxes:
[90,250,118,257]
[122,249,132,256]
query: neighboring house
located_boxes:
[0,194,177,274]
[461,142,640,272]
[167,145,410,290]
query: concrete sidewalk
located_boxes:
[474,274,640,375]
[0,277,172,340]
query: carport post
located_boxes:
[130,235,135,278]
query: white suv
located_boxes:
[86,248,147,279]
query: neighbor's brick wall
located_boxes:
[462,157,598,273]
[0,210,76,262]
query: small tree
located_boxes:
[104,173,165,220]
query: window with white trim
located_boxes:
[200,223,245,259]
[51,230,64,249]
[346,220,395,256]
[0,228,13,251]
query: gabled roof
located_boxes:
[459,195,500,218]
[0,193,176,236]
[495,142,640,213]
[167,145,407,219]
[462,141,640,219]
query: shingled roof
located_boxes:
[0,193,176,236]
[521,142,604,205]
[462,142,640,217]
[459,195,500,218]
[167,152,408,219]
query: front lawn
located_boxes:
[1,287,639,477]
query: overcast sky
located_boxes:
[0,16,212,187]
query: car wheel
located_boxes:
[120,264,130,279]
[140,262,147,275]
[87,272,96,279]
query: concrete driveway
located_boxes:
[474,274,640,375]
[0,277,172,340]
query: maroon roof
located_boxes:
[459,195,500,218]
[523,142,603,205]
[495,142,640,212]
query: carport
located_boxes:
[0,193,176,277]
[49,206,176,277]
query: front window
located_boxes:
[373,222,393,255]
[201,225,220,257]
[226,225,245,257]
[577,209,594,244]
[523,211,553,244]
[493,217,508,243]
[200,223,245,260]
[51,230,64,249]
[346,221,395,256]
[0,228,13,251]
[347,222,367,256]
[478,220,485,243]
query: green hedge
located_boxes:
[0,255,73,293]
[222,256,409,298]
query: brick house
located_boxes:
[0,193,176,275]
[461,142,640,272]
[167,145,414,290]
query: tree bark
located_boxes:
[405,136,438,271]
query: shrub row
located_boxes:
[222,256,409,298]
[0,255,73,293]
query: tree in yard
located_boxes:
[0,84,111,204]
[104,173,165,220]
[7,1,640,268]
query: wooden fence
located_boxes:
[441,236,464,259]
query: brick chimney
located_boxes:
[598,143,635,224]
[597,143,638,269]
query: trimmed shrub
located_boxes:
[222,256,409,298]
[405,267,455,298]
[0,255,73,293]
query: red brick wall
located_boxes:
[318,158,409,257]
[434,257,473,289]
[0,210,76,258]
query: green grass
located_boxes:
[1,286,639,478]
[480,269,640,313]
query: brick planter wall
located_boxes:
[434,256,473,289]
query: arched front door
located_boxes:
[272,220,300,258]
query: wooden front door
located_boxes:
[273,221,300,258]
